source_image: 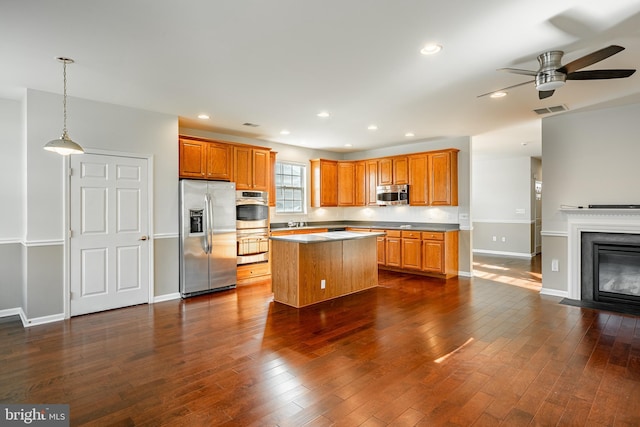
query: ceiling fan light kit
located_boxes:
[481,45,636,100]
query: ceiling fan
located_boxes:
[479,45,636,99]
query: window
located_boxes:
[275,161,306,214]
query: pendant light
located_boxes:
[43,57,84,155]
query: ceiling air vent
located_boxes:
[243,122,260,127]
[533,105,568,115]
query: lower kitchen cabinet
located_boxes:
[401,230,422,270]
[422,231,458,278]
[384,230,402,268]
[376,228,459,279]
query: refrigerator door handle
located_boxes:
[207,193,215,254]
[203,194,211,254]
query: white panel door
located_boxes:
[70,154,150,316]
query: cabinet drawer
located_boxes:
[385,230,401,238]
[422,231,444,241]
[401,230,421,239]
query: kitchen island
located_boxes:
[270,231,384,308]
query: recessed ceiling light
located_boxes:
[197,114,210,119]
[280,129,290,135]
[344,144,353,147]
[405,132,415,137]
[490,91,507,98]
[317,111,330,118]
[367,125,378,131]
[420,43,442,55]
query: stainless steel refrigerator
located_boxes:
[179,180,237,297]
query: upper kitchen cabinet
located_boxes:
[234,145,270,191]
[179,137,233,180]
[408,149,459,206]
[378,156,408,186]
[310,159,338,207]
[408,153,428,206]
[337,161,366,206]
[366,160,378,205]
[429,149,458,206]
[269,151,277,207]
[179,137,206,179]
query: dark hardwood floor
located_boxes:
[3,257,640,426]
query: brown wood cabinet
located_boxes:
[377,156,408,186]
[422,231,459,278]
[269,151,277,207]
[355,161,366,206]
[385,230,402,267]
[401,230,422,270]
[408,153,429,206]
[179,137,233,180]
[337,161,356,206]
[234,146,270,191]
[429,150,458,206]
[310,159,338,207]
[374,228,458,278]
[366,160,378,205]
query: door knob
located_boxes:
[139,235,148,241]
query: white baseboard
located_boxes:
[153,292,181,303]
[473,249,534,259]
[0,307,65,328]
[0,307,22,319]
[22,312,65,327]
[539,288,568,298]
[458,271,473,278]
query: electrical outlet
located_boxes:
[501,237,506,242]
[492,236,497,242]
[321,279,326,289]
[551,259,559,272]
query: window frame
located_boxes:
[274,160,307,215]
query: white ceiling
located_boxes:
[2,0,640,156]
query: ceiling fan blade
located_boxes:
[477,80,535,98]
[539,90,555,100]
[566,69,636,80]
[498,67,537,76]
[558,45,625,74]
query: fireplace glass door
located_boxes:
[595,244,640,303]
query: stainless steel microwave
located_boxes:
[376,184,409,205]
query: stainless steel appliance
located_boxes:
[179,180,237,297]
[236,190,269,265]
[376,184,409,205]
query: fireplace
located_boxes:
[581,232,640,307]
[564,208,640,303]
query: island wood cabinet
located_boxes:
[234,145,270,191]
[179,137,233,180]
[310,159,338,207]
[378,156,408,186]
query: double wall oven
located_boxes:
[236,190,269,265]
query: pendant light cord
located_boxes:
[62,59,68,136]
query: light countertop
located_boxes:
[269,230,385,244]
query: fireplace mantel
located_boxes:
[563,208,640,300]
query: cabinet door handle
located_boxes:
[139,236,148,241]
